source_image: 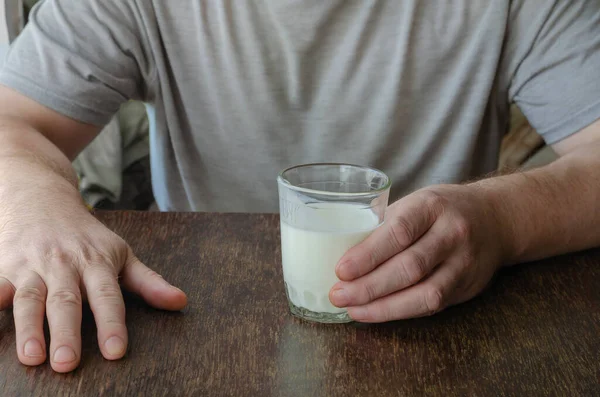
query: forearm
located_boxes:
[471,142,600,265]
[0,117,81,201]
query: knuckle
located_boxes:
[39,246,79,275]
[85,242,126,270]
[453,217,472,241]
[424,286,445,316]
[95,281,120,297]
[388,217,413,250]
[368,246,388,268]
[54,326,79,340]
[401,251,429,284]
[89,285,124,315]
[101,316,125,326]
[48,289,82,307]
[90,283,123,307]
[421,190,446,215]
[391,261,411,287]
[368,250,380,268]
[83,261,118,283]
[79,247,108,268]
[43,246,74,265]
[362,282,380,303]
[14,287,45,304]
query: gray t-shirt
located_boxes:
[2,1,600,212]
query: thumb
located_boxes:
[0,276,16,310]
[120,251,187,311]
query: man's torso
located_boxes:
[140,1,512,211]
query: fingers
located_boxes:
[45,268,82,373]
[346,259,461,323]
[12,273,47,366]
[120,252,187,311]
[0,276,16,310]
[330,218,456,307]
[82,264,127,361]
[13,274,47,366]
[336,191,442,281]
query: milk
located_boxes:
[280,203,380,314]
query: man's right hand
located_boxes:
[0,173,187,373]
[0,85,187,373]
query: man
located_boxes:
[0,0,599,373]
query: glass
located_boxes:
[277,163,391,323]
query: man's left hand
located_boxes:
[329,184,506,322]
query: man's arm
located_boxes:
[329,120,600,323]
[0,85,100,162]
[478,118,600,264]
[0,85,187,373]
[0,0,187,373]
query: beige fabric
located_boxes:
[0,2,8,45]
[0,0,23,43]
[73,101,149,207]
[499,106,545,170]
[1,1,23,66]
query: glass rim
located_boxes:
[277,162,391,197]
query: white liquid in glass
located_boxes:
[281,203,380,314]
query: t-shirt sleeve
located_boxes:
[0,0,155,126]
[507,1,600,144]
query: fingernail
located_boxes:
[335,263,347,280]
[335,261,342,271]
[348,307,368,321]
[336,260,356,280]
[330,288,350,307]
[161,278,181,291]
[53,346,76,364]
[104,336,126,357]
[335,260,346,274]
[24,339,44,358]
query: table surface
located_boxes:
[1,211,599,396]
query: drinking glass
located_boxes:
[277,163,391,323]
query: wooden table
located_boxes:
[1,212,599,396]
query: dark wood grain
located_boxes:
[1,212,599,396]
